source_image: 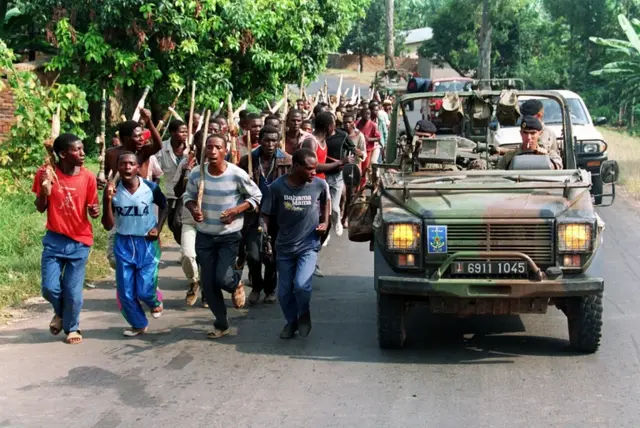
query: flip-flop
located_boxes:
[232,281,246,309]
[206,328,230,339]
[49,315,62,336]
[65,330,82,345]
[123,327,148,337]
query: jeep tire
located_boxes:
[377,292,406,349]
[567,293,603,353]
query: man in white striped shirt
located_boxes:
[184,134,262,339]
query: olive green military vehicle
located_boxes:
[370,68,412,98]
[349,90,619,353]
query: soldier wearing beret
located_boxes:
[496,116,563,170]
[520,99,559,153]
[415,119,437,137]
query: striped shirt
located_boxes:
[183,162,262,235]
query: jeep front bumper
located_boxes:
[374,248,604,299]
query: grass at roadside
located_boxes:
[600,128,640,199]
[0,160,110,310]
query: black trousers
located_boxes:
[195,231,242,330]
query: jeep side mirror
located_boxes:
[593,116,608,126]
[601,160,619,184]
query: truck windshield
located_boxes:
[431,81,471,92]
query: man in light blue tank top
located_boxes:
[102,152,168,337]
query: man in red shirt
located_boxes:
[32,133,100,345]
[356,107,381,190]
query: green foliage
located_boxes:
[591,15,640,104]
[0,40,89,184]
[19,0,369,111]
[339,0,386,58]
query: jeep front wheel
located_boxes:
[377,292,407,349]
[566,293,603,353]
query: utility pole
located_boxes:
[478,0,492,87]
[385,0,395,69]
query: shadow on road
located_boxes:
[0,273,583,363]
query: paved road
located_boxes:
[1,77,640,427]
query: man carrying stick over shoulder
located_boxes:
[184,134,262,339]
[33,133,100,345]
[238,125,292,305]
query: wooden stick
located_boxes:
[247,129,253,180]
[157,87,184,134]
[131,86,151,122]
[42,104,61,195]
[280,85,289,149]
[167,107,184,122]
[234,100,248,117]
[187,81,197,154]
[213,101,224,117]
[299,69,305,98]
[195,107,206,132]
[196,109,211,211]
[270,97,286,115]
[98,89,107,183]
[228,92,238,164]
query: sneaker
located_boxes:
[280,323,298,339]
[264,293,277,304]
[185,282,199,306]
[335,221,344,237]
[313,265,324,278]
[248,289,260,305]
[322,233,331,247]
[298,312,312,337]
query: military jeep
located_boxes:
[355,90,619,353]
[371,69,412,98]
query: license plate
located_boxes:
[451,261,527,276]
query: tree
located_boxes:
[18,0,369,114]
[340,0,387,71]
[590,14,640,123]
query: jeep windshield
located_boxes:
[515,97,588,126]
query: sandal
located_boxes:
[232,281,246,309]
[49,315,62,336]
[123,327,148,337]
[206,328,230,339]
[151,303,163,319]
[65,330,83,344]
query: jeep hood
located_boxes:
[384,186,593,220]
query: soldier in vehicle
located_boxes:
[520,99,559,153]
[496,116,563,170]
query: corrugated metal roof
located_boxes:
[403,27,433,45]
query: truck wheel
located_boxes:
[567,293,603,353]
[377,292,406,349]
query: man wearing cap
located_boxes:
[497,116,563,170]
[520,99,559,153]
[415,119,437,137]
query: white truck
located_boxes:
[489,90,609,203]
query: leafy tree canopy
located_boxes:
[18,0,370,110]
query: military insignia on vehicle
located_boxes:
[427,225,448,254]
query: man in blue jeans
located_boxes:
[260,148,330,339]
[32,133,100,344]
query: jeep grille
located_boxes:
[446,222,555,266]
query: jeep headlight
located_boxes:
[387,223,420,252]
[558,223,592,253]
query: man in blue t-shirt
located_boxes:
[261,148,330,339]
[102,152,168,337]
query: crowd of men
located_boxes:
[33,88,562,345]
[33,92,395,344]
